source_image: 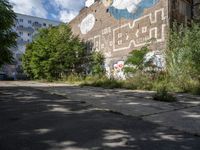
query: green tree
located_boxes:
[166,23,200,93]
[124,46,149,74]
[90,51,105,76]
[0,0,17,68]
[22,24,87,80]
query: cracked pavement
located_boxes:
[0,81,200,149]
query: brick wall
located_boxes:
[69,0,169,71]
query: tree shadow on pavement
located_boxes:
[0,86,200,150]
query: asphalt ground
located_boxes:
[0,86,200,150]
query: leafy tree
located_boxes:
[124,46,149,74]
[166,22,200,93]
[89,51,105,76]
[22,24,87,80]
[0,0,17,68]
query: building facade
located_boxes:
[69,0,196,77]
[3,13,60,77]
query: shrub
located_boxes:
[65,73,84,83]
[89,51,105,76]
[153,85,176,102]
[166,22,200,94]
[124,72,154,90]
[124,46,149,75]
[22,24,87,81]
[82,76,123,89]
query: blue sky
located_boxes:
[8,0,85,22]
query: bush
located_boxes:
[153,85,177,102]
[166,23,200,94]
[89,51,105,76]
[124,72,154,90]
[64,73,84,83]
[124,46,149,75]
[82,76,123,89]
[22,24,87,81]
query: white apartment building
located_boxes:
[3,13,61,78]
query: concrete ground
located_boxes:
[0,81,200,150]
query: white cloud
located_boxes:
[9,0,47,18]
[59,10,78,23]
[54,0,85,10]
[8,0,86,22]
[112,0,142,13]
[53,0,85,22]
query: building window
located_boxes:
[19,25,23,28]
[179,0,192,19]
[43,23,46,26]
[27,33,31,36]
[28,20,32,24]
[19,32,23,35]
[19,19,23,22]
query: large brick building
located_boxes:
[69,0,198,77]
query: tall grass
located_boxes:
[66,23,200,96]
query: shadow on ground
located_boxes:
[0,86,200,150]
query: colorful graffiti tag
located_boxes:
[102,0,160,20]
[113,61,125,79]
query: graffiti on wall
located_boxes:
[145,50,165,69]
[77,0,167,77]
[113,60,125,79]
[102,0,160,20]
[80,14,95,34]
[87,8,166,52]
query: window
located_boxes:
[179,0,192,19]
[43,23,46,26]
[19,25,23,28]
[19,19,23,22]
[27,33,31,36]
[19,32,23,35]
[28,20,32,24]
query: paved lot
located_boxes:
[0,81,200,150]
[6,81,200,135]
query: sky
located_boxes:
[8,0,86,23]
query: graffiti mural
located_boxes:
[102,0,160,20]
[80,14,95,34]
[145,51,165,69]
[113,61,125,79]
[71,0,168,78]
[87,8,166,52]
